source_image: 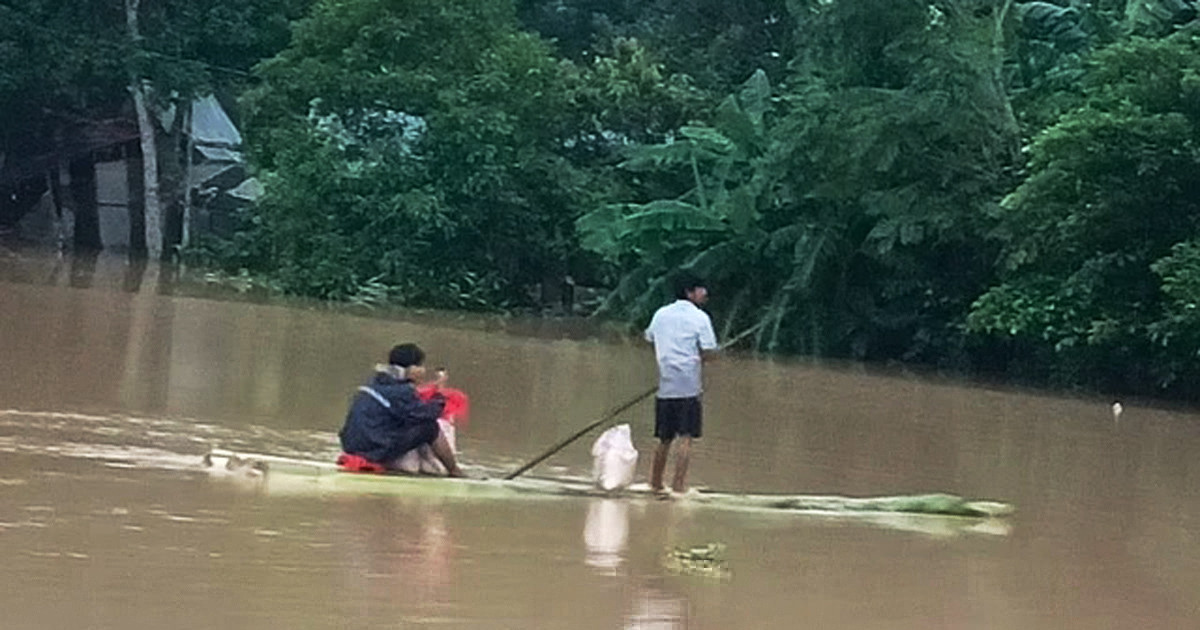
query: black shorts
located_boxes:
[655,396,702,440]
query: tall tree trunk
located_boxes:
[156,103,185,255]
[46,169,66,251]
[127,150,146,251]
[68,156,101,250]
[182,105,194,250]
[49,124,69,251]
[991,0,1022,165]
[125,0,163,259]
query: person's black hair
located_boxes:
[673,272,706,300]
[388,343,425,368]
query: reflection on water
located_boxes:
[336,500,458,619]
[583,497,692,629]
[625,583,691,630]
[583,499,629,575]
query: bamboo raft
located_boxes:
[202,448,1014,519]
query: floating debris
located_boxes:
[664,542,730,580]
[202,451,268,478]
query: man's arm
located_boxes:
[391,384,445,425]
[699,316,719,362]
[644,311,659,345]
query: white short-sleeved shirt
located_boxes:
[644,299,718,399]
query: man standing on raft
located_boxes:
[644,274,718,494]
[338,343,464,477]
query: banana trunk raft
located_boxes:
[203,448,1014,519]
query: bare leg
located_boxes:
[650,439,672,491]
[671,436,692,493]
[428,431,464,477]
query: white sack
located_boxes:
[591,424,639,492]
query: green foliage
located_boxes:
[516,0,795,94]
[576,71,787,340]
[1149,240,1200,376]
[0,0,310,179]
[229,0,629,307]
[0,1,127,120]
[1125,0,1199,36]
[560,37,707,153]
[582,1,1021,362]
[970,32,1200,390]
[135,0,311,96]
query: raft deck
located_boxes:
[203,448,1014,519]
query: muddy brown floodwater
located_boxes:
[1,248,1199,629]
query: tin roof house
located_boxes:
[2,94,257,254]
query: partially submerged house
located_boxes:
[0,95,257,254]
[186,94,261,241]
[0,116,140,249]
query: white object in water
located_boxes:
[591,424,639,492]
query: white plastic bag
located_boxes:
[591,424,639,491]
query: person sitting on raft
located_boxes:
[338,343,465,477]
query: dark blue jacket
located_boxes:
[338,371,446,463]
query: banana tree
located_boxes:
[577,70,859,351]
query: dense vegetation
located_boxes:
[4,0,1200,398]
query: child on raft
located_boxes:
[337,343,465,477]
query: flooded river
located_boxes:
[1,248,1198,629]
